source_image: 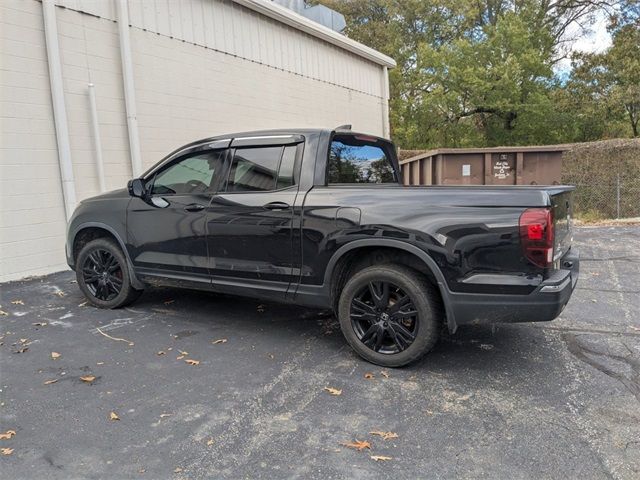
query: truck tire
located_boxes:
[338,264,441,367]
[76,238,143,309]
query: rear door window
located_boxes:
[225,146,298,192]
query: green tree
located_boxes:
[565,6,640,138]
[318,0,625,147]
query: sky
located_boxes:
[555,10,613,76]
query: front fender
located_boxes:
[67,220,145,290]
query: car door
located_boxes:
[206,138,303,297]
[127,145,228,284]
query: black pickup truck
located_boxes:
[66,127,579,367]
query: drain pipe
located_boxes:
[88,84,106,192]
[381,66,390,139]
[115,0,143,178]
[42,0,76,220]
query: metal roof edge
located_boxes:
[231,0,397,68]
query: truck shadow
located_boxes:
[134,285,562,392]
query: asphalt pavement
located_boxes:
[0,226,638,479]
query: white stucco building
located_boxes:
[0,0,394,282]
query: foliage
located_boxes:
[565,7,640,138]
[317,0,637,148]
[562,138,640,218]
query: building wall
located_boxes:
[0,0,390,282]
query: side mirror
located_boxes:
[127,178,146,198]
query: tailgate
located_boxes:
[549,188,574,262]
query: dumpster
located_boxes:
[399,145,570,186]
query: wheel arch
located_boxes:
[71,222,144,290]
[324,239,456,332]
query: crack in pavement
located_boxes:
[563,333,640,403]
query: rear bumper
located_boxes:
[446,249,579,329]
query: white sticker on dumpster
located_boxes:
[462,164,471,177]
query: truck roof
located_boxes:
[176,128,390,153]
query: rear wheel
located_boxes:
[76,238,143,309]
[338,264,442,367]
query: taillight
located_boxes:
[519,208,554,268]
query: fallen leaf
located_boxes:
[1,448,13,455]
[176,355,185,360]
[630,326,640,331]
[13,347,28,354]
[206,438,214,446]
[380,370,390,378]
[364,373,374,380]
[19,338,28,344]
[425,409,434,415]
[44,379,58,385]
[32,322,47,327]
[51,351,61,360]
[78,301,88,307]
[157,351,165,356]
[0,430,16,440]
[164,299,175,305]
[80,375,96,383]
[185,359,200,366]
[179,350,189,355]
[96,362,104,365]
[174,467,183,473]
[267,353,275,359]
[160,413,172,418]
[55,291,65,297]
[341,440,371,451]
[11,300,24,305]
[0,310,8,316]
[139,469,146,474]
[370,431,398,440]
[370,455,392,462]
[211,338,227,345]
[256,304,265,313]
[109,411,120,421]
[324,387,342,396]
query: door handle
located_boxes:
[263,201,290,211]
[184,203,205,212]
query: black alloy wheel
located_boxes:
[82,249,123,301]
[350,281,418,354]
[75,238,143,309]
[338,264,442,367]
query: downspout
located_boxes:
[88,84,106,192]
[115,0,143,177]
[381,66,391,139]
[42,0,76,220]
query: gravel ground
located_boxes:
[0,226,638,479]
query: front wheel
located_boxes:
[76,238,143,309]
[338,264,442,367]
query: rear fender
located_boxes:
[323,239,457,332]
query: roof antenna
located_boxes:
[335,124,352,131]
